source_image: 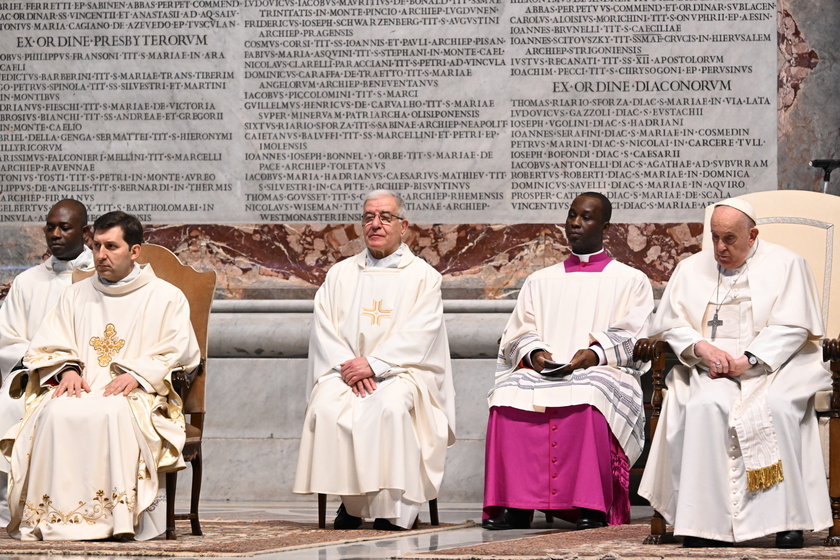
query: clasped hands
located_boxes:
[53,369,139,398]
[694,340,751,379]
[340,357,376,397]
[531,348,599,376]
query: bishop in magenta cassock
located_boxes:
[483,192,654,530]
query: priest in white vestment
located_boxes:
[1,211,200,541]
[294,190,456,531]
[639,199,831,548]
[483,193,654,531]
[0,199,93,525]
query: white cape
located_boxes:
[639,241,831,541]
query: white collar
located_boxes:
[719,241,758,276]
[48,246,93,273]
[572,248,604,263]
[98,262,141,286]
[366,243,406,269]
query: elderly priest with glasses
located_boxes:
[639,198,831,549]
[294,189,456,531]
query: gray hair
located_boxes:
[363,190,406,218]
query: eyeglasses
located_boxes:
[362,211,404,226]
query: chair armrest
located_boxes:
[633,338,672,422]
[172,358,204,394]
[6,369,29,399]
[634,338,676,545]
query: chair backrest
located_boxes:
[72,244,216,413]
[702,191,840,337]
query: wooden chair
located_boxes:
[635,190,840,545]
[317,495,439,529]
[74,244,216,540]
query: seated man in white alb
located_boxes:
[0,199,94,525]
[2,211,200,541]
[639,199,831,549]
[294,190,456,531]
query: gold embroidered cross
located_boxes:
[361,300,392,326]
[89,324,125,367]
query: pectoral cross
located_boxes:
[707,312,723,341]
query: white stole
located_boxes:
[702,258,783,492]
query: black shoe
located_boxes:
[775,530,804,548]
[481,508,532,530]
[575,508,606,530]
[373,518,407,531]
[682,536,733,548]
[333,503,362,530]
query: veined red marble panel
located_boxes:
[1,222,702,300]
[777,0,820,138]
[142,222,703,300]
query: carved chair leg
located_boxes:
[318,493,327,529]
[644,510,674,545]
[165,471,177,540]
[429,498,439,526]
[827,408,840,544]
[634,338,673,545]
[829,496,840,546]
[189,451,203,536]
[826,343,840,546]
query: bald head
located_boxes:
[51,199,88,224]
[44,199,89,261]
[709,205,758,270]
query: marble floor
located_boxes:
[200,500,572,559]
[0,501,653,560]
[0,500,652,560]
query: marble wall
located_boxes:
[145,221,705,300]
[1,221,706,300]
[201,356,499,503]
[777,0,840,193]
[0,221,703,300]
[2,3,839,300]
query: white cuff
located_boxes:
[523,349,548,370]
[41,363,79,387]
[113,364,152,393]
[589,343,606,366]
[367,357,391,378]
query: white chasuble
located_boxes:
[489,260,654,464]
[294,248,456,521]
[2,264,200,541]
[639,240,831,542]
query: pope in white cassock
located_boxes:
[483,193,654,531]
[294,190,456,531]
[0,200,94,525]
[1,211,200,541]
[639,199,831,549]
